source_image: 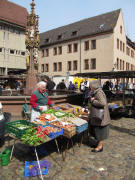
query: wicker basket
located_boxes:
[63,127,76,138]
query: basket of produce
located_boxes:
[21,126,49,146]
[69,117,88,134]
[42,125,63,139]
[24,159,50,177]
[51,121,76,139]
[5,120,37,139]
[76,123,88,134]
[38,113,56,123]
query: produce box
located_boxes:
[76,123,88,134]
[42,125,63,139]
[24,159,49,177]
[50,121,76,139]
[5,120,37,139]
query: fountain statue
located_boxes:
[24,0,40,95]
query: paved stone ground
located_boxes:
[0,117,135,180]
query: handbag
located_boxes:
[90,105,104,125]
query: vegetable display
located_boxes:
[21,126,48,146]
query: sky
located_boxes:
[9,0,135,41]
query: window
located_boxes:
[120,59,122,70]
[10,50,14,54]
[91,40,96,49]
[131,64,134,70]
[45,64,49,72]
[42,49,44,57]
[9,28,14,33]
[123,43,125,52]
[117,39,119,49]
[126,62,129,70]
[45,38,49,43]
[57,35,62,40]
[67,61,72,71]
[45,49,49,57]
[73,43,78,52]
[0,48,2,52]
[84,59,89,70]
[131,50,134,58]
[84,41,89,50]
[67,44,72,53]
[72,31,77,36]
[21,51,25,56]
[73,60,77,71]
[16,30,20,34]
[58,46,62,55]
[126,47,130,56]
[120,26,122,34]
[53,47,57,55]
[0,25,2,29]
[41,64,44,73]
[117,58,119,70]
[53,63,57,72]
[58,62,62,71]
[91,58,96,69]
[120,41,122,51]
[123,60,125,70]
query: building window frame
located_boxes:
[73,43,78,52]
[53,62,57,72]
[67,61,72,71]
[84,41,89,51]
[91,58,96,69]
[84,59,89,70]
[91,40,96,49]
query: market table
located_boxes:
[6,132,61,180]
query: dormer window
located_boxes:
[72,31,77,36]
[57,35,62,40]
[45,38,49,43]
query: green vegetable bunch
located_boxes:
[21,126,47,146]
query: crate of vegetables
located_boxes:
[5,120,37,139]
[42,125,63,139]
[50,121,76,139]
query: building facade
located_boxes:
[39,9,135,77]
[0,0,27,75]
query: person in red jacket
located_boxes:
[30,81,54,122]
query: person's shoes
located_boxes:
[91,147,103,153]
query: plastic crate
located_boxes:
[76,122,88,134]
[24,160,49,177]
[42,125,63,139]
[5,120,37,139]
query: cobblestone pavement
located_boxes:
[0,117,135,180]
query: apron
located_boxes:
[30,106,48,122]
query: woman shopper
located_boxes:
[89,80,111,152]
[30,81,54,122]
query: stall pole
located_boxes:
[54,139,60,154]
[10,139,16,161]
[34,147,44,180]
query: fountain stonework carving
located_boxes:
[24,0,40,95]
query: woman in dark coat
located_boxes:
[89,80,111,152]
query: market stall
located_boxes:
[4,103,89,178]
[74,71,135,116]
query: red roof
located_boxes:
[0,0,28,27]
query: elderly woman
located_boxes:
[30,81,54,122]
[89,80,111,152]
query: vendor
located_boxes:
[30,81,54,122]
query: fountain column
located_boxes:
[24,0,40,95]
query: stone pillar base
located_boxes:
[24,73,38,95]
